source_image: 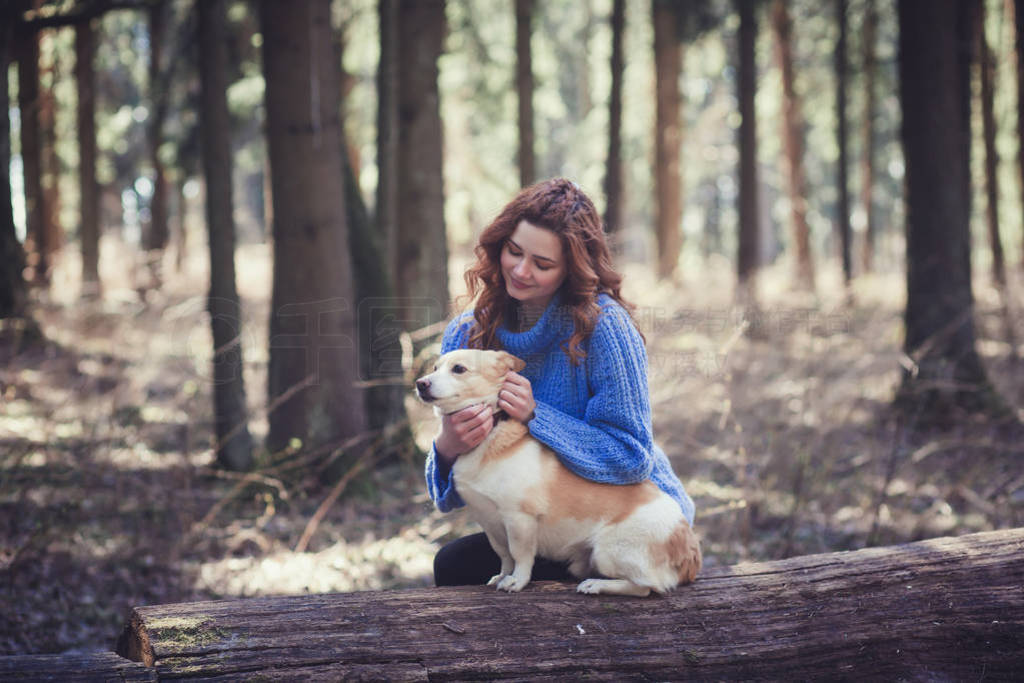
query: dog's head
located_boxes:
[415,349,526,414]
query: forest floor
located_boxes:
[2,237,1024,655]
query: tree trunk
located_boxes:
[395,0,448,330]
[897,0,999,418]
[198,0,253,473]
[260,0,367,456]
[17,21,46,287]
[39,28,62,272]
[1017,0,1024,270]
[770,0,814,292]
[145,0,170,259]
[736,0,760,302]
[376,0,398,286]
[978,0,1006,289]
[652,0,683,281]
[115,529,1024,680]
[1,12,30,320]
[835,0,852,287]
[604,0,625,235]
[75,18,100,295]
[859,0,878,274]
[516,0,535,189]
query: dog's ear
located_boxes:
[495,351,527,373]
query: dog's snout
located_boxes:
[416,378,433,400]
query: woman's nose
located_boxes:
[512,260,529,278]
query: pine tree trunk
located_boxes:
[145,0,170,257]
[653,0,683,281]
[859,0,878,274]
[770,0,814,292]
[75,18,100,294]
[364,0,410,438]
[1016,0,1024,270]
[39,30,62,271]
[736,0,760,301]
[604,0,625,235]
[376,0,398,285]
[897,0,999,418]
[835,0,852,287]
[17,24,46,286]
[198,0,253,472]
[1,13,29,320]
[395,0,448,330]
[978,0,1006,289]
[261,0,367,456]
[516,0,535,189]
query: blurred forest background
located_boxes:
[2,0,1024,656]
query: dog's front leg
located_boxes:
[496,513,537,592]
[480,525,514,587]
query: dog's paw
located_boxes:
[486,573,508,587]
[576,579,602,594]
[497,574,528,592]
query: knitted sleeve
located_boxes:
[528,305,655,484]
[424,313,474,512]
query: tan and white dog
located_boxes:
[417,349,701,596]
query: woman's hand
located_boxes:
[434,404,494,464]
[498,372,536,423]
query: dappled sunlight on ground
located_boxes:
[3,237,1024,654]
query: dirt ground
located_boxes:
[2,239,1023,655]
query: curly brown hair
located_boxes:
[462,178,640,364]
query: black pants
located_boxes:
[433,532,575,586]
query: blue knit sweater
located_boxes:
[425,290,696,526]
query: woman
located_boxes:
[426,178,696,586]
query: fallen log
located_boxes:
[0,651,156,681]
[113,528,1024,680]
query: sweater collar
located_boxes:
[496,288,573,355]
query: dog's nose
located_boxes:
[416,378,431,394]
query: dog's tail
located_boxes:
[666,520,702,586]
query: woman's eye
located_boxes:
[452,364,467,374]
[536,264,552,271]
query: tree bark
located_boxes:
[145,0,170,258]
[16,19,47,287]
[770,0,814,292]
[604,0,625,235]
[395,0,448,330]
[0,651,155,681]
[897,0,998,418]
[376,0,398,286]
[978,0,1006,289]
[652,0,683,280]
[835,0,852,287]
[859,0,877,274]
[115,529,1024,680]
[198,0,253,472]
[1,12,30,320]
[1016,0,1024,270]
[75,18,100,295]
[260,0,367,456]
[39,26,62,273]
[364,0,410,438]
[516,0,535,188]
[736,0,760,302]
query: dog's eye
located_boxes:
[452,364,467,374]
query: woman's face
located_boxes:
[500,220,567,310]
